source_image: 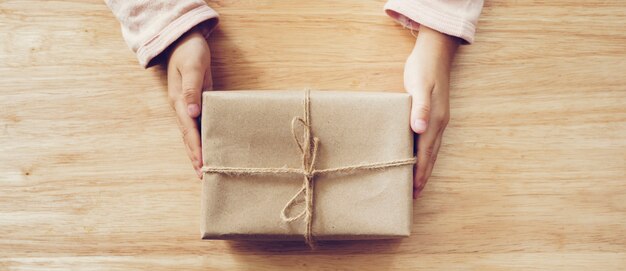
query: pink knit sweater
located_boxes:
[105,0,483,68]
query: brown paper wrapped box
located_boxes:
[201,90,414,244]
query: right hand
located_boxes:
[166,29,213,179]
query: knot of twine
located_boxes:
[202,90,416,248]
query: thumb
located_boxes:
[409,86,432,134]
[180,66,205,118]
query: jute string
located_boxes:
[202,90,416,247]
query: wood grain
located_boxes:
[1,0,625,270]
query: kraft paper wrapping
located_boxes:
[201,90,414,241]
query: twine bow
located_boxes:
[202,90,416,247]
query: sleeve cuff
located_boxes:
[384,0,476,44]
[136,5,219,68]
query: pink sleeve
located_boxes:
[105,0,219,68]
[384,0,483,44]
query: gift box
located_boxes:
[200,90,415,246]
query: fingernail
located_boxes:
[187,104,200,117]
[413,119,427,133]
[196,168,203,179]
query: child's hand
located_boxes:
[166,29,213,179]
[404,26,459,198]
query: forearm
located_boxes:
[384,0,484,44]
[105,0,219,67]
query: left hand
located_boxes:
[404,26,460,198]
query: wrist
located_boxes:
[164,27,205,63]
[415,25,459,65]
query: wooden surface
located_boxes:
[1,0,625,270]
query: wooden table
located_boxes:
[1,0,625,270]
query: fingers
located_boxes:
[414,120,441,198]
[165,30,212,180]
[168,64,204,179]
[204,66,214,91]
[413,87,449,198]
[425,132,443,178]
[406,29,455,198]
[174,99,203,178]
[410,92,431,134]
[180,64,206,118]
